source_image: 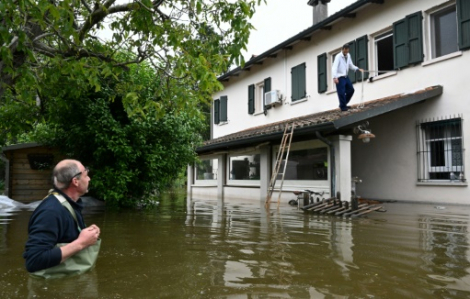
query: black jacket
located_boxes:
[23,188,86,272]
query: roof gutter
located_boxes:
[218,0,376,81]
[196,122,336,154]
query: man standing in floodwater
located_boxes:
[23,159,101,276]
[332,44,364,111]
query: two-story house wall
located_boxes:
[188,0,470,205]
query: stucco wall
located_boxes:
[212,0,460,139]
[202,0,469,204]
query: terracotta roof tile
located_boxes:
[200,85,442,151]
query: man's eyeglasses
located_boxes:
[71,167,89,181]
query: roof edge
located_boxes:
[2,142,43,152]
[218,0,375,81]
[196,122,335,154]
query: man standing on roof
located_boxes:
[332,44,363,112]
[24,159,100,276]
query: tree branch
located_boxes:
[32,33,54,43]
[78,3,135,42]
[80,0,92,13]
[5,36,19,50]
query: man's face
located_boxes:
[76,163,91,195]
[342,48,349,56]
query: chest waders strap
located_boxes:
[31,190,101,279]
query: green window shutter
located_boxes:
[407,11,423,65]
[355,35,369,81]
[348,40,357,84]
[220,96,227,122]
[457,0,470,50]
[299,63,306,99]
[264,77,271,110]
[214,99,220,124]
[291,65,299,101]
[248,85,255,115]
[292,63,306,101]
[393,17,409,69]
[317,53,327,93]
[264,77,271,93]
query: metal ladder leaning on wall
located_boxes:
[265,122,295,208]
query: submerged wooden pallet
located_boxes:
[300,198,386,217]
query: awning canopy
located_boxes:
[197,85,443,154]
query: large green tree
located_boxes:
[31,61,205,207]
[0,0,262,144]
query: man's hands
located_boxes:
[334,78,339,84]
[77,224,100,248]
[60,224,101,263]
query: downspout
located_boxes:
[315,131,335,198]
[284,49,287,102]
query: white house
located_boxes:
[188,0,470,205]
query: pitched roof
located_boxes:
[219,0,384,82]
[197,85,443,154]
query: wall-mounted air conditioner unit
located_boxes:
[265,90,282,106]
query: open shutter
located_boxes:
[407,11,423,65]
[264,77,271,93]
[292,64,306,101]
[299,63,306,99]
[393,17,409,69]
[214,99,220,124]
[291,66,299,101]
[317,53,327,93]
[248,85,255,115]
[355,35,369,81]
[220,96,227,122]
[264,77,271,110]
[348,40,357,83]
[457,0,470,50]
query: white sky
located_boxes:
[243,0,356,60]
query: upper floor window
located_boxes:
[248,78,271,115]
[393,11,424,69]
[317,53,327,93]
[417,117,465,182]
[374,31,394,75]
[347,35,369,83]
[214,96,227,124]
[323,35,369,91]
[431,5,458,58]
[291,63,306,102]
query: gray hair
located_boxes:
[53,161,80,190]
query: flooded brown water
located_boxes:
[1,192,470,298]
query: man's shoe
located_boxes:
[340,108,348,112]
[346,106,352,109]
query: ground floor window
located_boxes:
[417,117,465,182]
[229,153,260,181]
[279,148,328,180]
[195,158,218,181]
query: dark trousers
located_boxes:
[336,76,355,110]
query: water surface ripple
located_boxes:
[1,195,470,298]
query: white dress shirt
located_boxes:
[332,52,358,79]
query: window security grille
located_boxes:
[416,116,465,182]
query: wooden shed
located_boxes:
[2,143,62,203]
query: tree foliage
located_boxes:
[31,62,205,207]
[0,0,263,144]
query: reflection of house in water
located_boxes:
[419,213,470,294]
[186,200,357,296]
